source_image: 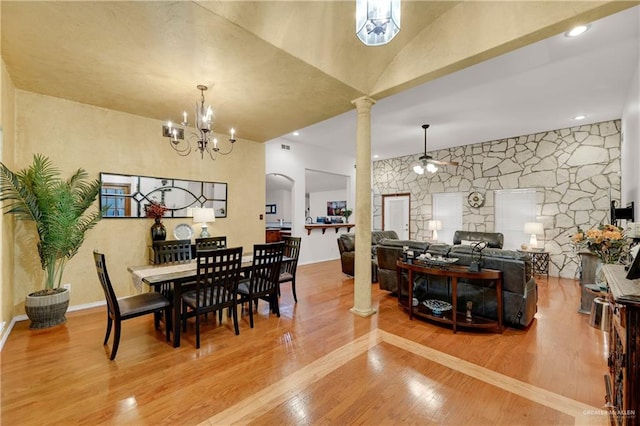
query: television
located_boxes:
[627,245,640,280]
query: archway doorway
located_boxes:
[266,173,294,238]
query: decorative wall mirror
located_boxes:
[100,172,227,219]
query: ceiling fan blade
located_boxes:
[428,158,459,166]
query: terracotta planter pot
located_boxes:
[24,287,70,329]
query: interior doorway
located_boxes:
[382,193,410,239]
[265,173,294,231]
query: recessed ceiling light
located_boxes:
[373,154,379,159]
[574,115,586,120]
[565,25,589,37]
[292,131,300,136]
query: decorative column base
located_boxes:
[350,307,377,318]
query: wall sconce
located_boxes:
[523,222,544,249]
[428,219,442,241]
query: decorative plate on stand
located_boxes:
[173,223,193,240]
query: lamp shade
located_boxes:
[523,222,543,235]
[428,220,442,231]
[427,219,442,241]
[524,222,544,249]
[192,207,216,224]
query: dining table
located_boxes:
[127,255,292,348]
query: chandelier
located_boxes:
[355,0,401,46]
[162,85,236,160]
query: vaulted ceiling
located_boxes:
[2,1,634,146]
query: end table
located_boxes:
[517,249,550,279]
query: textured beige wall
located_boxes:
[10,91,265,313]
[1,59,17,326]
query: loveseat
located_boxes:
[375,231,537,328]
[337,230,398,282]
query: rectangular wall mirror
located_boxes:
[100,172,227,219]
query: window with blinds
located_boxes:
[432,193,463,244]
[494,188,537,250]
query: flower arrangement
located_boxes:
[343,208,353,223]
[145,202,167,220]
[571,224,627,264]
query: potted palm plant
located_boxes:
[0,154,102,329]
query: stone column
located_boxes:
[350,96,377,317]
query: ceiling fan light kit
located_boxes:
[413,124,459,175]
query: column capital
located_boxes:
[351,95,376,111]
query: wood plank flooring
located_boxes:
[1,260,609,425]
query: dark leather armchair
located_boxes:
[376,239,430,292]
[337,230,398,282]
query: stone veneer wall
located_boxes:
[372,120,621,279]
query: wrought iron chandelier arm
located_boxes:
[161,85,236,161]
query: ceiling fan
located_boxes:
[412,124,459,174]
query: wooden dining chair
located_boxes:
[279,236,301,302]
[153,239,192,264]
[93,251,171,360]
[181,247,243,348]
[195,236,227,252]
[151,239,194,299]
[237,242,284,328]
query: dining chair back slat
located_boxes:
[153,239,192,264]
[181,247,243,348]
[151,239,193,298]
[195,236,227,252]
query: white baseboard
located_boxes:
[0,318,17,352]
[299,257,339,267]
[68,300,106,312]
[0,300,106,352]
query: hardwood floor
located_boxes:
[2,260,609,425]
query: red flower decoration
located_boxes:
[146,203,167,220]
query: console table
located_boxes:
[603,265,640,425]
[396,260,503,333]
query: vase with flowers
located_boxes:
[571,224,628,264]
[146,202,168,241]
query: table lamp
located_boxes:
[192,207,216,238]
[523,222,544,249]
[428,220,442,241]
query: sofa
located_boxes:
[375,231,537,328]
[337,230,399,282]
